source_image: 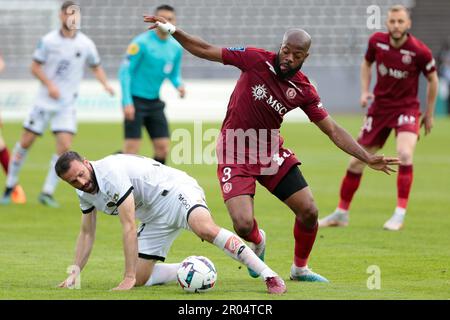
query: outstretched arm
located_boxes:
[143,15,223,63]
[59,210,97,288]
[315,116,400,174]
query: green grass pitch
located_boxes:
[0,116,449,300]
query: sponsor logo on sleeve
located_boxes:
[127,43,140,56]
[426,58,436,71]
[227,47,246,52]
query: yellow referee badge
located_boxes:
[127,43,140,56]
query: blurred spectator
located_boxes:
[437,38,450,113]
[0,54,4,73]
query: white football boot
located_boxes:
[383,212,405,231]
[318,210,349,228]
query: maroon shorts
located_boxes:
[357,109,421,148]
[217,147,300,201]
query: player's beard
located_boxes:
[389,30,408,42]
[274,52,303,79]
[61,21,71,32]
[80,165,98,194]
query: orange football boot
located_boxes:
[11,185,26,204]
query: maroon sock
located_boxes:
[397,165,413,209]
[241,218,262,245]
[338,170,363,211]
[0,147,10,174]
[293,219,318,267]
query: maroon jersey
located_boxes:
[365,32,436,113]
[219,47,328,163]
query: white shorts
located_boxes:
[137,182,210,261]
[23,105,77,135]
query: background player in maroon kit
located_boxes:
[143,15,399,286]
[319,5,439,231]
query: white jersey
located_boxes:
[76,154,199,223]
[33,30,101,110]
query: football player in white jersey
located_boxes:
[55,151,287,294]
[0,1,114,207]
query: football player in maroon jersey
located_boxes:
[144,14,399,286]
[319,5,439,231]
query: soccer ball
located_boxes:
[177,256,217,293]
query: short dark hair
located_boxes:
[61,1,79,12]
[388,4,411,19]
[155,4,175,13]
[55,151,83,178]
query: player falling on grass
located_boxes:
[319,5,439,231]
[0,1,114,208]
[0,54,26,204]
[56,151,286,294]
[143,16,400,283]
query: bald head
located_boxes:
[282,29,312,53]
[275,28,311,79]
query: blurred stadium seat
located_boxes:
[0,0,414,79]
[2,0,449,114]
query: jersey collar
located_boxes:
[59,29,78,39]
[88,161,100,194]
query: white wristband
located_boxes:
[155,21,176,35]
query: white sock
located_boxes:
[336,208,348,214]
[42,154,60,195]
[253,230,265,256]
[394,207,406,216]
[213,228,276,279]
[292,264,310,275]
[6,143,28,188]
[145,263,180,286]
